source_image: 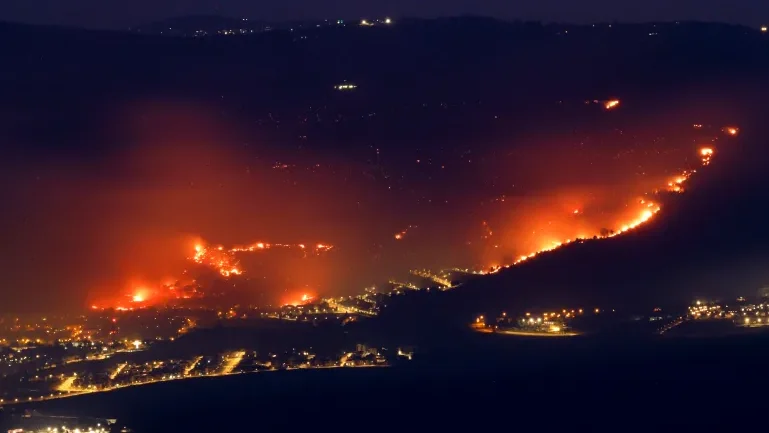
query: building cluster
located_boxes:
[688,297,769,327]
[0,311,195,350]
[66,356,205,392]
[0,316,88,348]
[166,17,394,38]
[473,307,603,334]
[2,413,120,433]
[334,82,357,91]
[0,342,402,407]
[259,293,382,323]
[261,301,349,322]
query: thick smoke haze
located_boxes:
[0,97,723,313]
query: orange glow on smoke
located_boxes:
[283,293,314,306]
[76,100,736,311]
[480,143,718,274]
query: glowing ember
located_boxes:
[603,99,620,110]
[481,221,493,239]
[723,126,739,136]
[394,225,417,240]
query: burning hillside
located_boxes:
[0,98,742,311]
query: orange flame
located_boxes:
[191,240,335,277]
[603,99,620,110]
[481,144,717,273]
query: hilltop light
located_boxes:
[335,83,357,91]
[385,18,392,24]
[761,26,767,32]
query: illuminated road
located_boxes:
[658,317,686,335]
[109,363,127,380]
[410,270,452,289]
[184,356,203,376]
[476,327,580,337]
[325,298,377,316]
[219,351,245,375]
[339,352,353,366]
[1,362,386,407]
[56,375,82,392]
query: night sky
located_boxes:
[0,0,767,29]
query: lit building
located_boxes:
[335,82,357,91]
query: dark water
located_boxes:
[6,332,769,431]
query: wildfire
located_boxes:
[394,225,417,240]
[86,114,738,312]
[603,99,620,110]
[283,293,315,306]
[90,239,332,310]
[723,126,739,136]
[666,172,692,193]
[191,240,334,277]
[483,143,720,273]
